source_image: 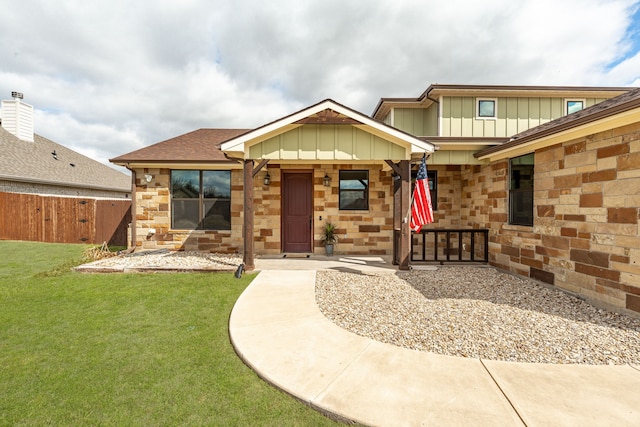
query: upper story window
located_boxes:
[170,170,231,230]
[339,170,369,210]
[509,153,534,226]
[477,98,497,119]
[565,99,585,115]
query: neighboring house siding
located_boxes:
[393,106,438,136]
[440,96,606,138]
[454,121,640,315]
[0,179,129,199]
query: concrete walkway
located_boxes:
[229,267,640,426]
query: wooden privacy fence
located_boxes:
[0,192,131,246]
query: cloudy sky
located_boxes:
[1,0,639,170]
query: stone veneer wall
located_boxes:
[411,165,467,260]
[459,122,640,315]
[132,164,396,255]
[255,163,395,255]
[133,167,243,253]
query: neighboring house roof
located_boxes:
[372,84,633,121]
[0,127,131,193]
[110,128,250,167]
[474,87,640,160]
[221,98,435,156]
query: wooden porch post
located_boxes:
[243,159,255,271]
[399,160,411,270]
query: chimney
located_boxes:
[1,92,34,142]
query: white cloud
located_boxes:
[0,0,638,166]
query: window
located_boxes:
[171,170,231,230]
[412,169,438,211]
[477,98,497,118]
[565,99,585,115]
[509,153,534,226]
[339,170,369,210]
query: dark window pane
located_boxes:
[203,171,231,198]
[509,153,534,226]
[202,199,231,230]
[427,170,437,211]
[172,199,199,229]
[510,153,534,190]
[339,170,368,210]
[340,191,368,210]
[171,170,199,198]
[510,189,534,226]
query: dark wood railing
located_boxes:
[410,228,489,264]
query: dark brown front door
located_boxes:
[282,171,313,253]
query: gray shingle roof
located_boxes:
[0,127,130,193]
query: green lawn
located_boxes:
[0,241,337,426]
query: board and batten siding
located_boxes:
[392,105,438,136]
[248,124,407,160]
[440,96,606,138]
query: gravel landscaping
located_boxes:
[82,250,242,271]
[316,267,640,365]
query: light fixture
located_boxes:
[323,173,331,187]
[144,174,153,183]
[264,171,271,185]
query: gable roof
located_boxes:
[110,128,249,166]
[474,87,640,160]
[221,99,435,156]
[0,127,130,193]
[372,84,633,121]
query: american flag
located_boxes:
[410,154,434,232]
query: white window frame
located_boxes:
[565,99,585,115]
[476,98,497,119]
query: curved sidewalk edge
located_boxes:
[229,270,640,427]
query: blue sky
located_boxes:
[0,0,639,168]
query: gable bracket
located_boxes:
[385,160,403,177]
[252,159,270,177]
[293,108,363,125]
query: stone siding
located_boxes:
[132,164,395,256]
[133,168,242,253]
[457,123,640,315]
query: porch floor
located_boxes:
[255,254,398,273]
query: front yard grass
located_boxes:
[0,241,336,426]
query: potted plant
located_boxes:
[321,221,338,256]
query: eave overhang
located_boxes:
[372,84,634,121]
[221,99,435,159]
[475,104,640,161]
[111,160,242,170]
